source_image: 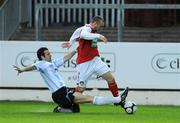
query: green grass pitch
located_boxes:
[0,101,180,123]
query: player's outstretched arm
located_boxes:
[63,50,77,62]
[13,65,35,75]
[80,27,108,43]
[61,42,71,48]
[99,35,107,43]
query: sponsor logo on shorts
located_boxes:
[100,53,115,72]
[79,81,85,87]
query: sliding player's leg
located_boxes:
[52,87,80,113]
[73,92,121,105]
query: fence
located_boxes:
[35,0,123,41]
[1,0,180,41]
[0,0,31,40]
[35,1,180,41]
[0,0,20,40]
[34,0,122,28]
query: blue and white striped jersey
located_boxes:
[34,58,66,93]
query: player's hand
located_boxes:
[99,35,107,43]
[13,65,23,75]
[61,42,71,49]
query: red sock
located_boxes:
[108,81,119,97]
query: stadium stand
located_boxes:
[11,26,180,42]
[0,0,5,6]
[1,0,180,42]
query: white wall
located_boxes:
[0,41,180,105]
[0,42,2,86]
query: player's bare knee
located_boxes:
[78,87,85,93]
[105,76,115,83]
[77,81,86,92]
[102,72,115,82]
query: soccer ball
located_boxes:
[124,101,137,114]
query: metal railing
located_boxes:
[35,0,123,41]
[0,0,20,40]
[0,0,31,40]
[35,1,180,41]
[34,0,121,28]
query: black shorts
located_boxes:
[52,87,75,108]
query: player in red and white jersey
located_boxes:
[62,16,128,107]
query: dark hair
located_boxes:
[92,16,104,24]
[37,47,48,60]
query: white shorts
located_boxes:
[76,56,110,88]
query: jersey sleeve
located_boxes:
[69,27,82,45]
[52,57,64,68]
[80,26,101,40]
[33,61,43,71]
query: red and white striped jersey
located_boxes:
[69,24,101,64]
